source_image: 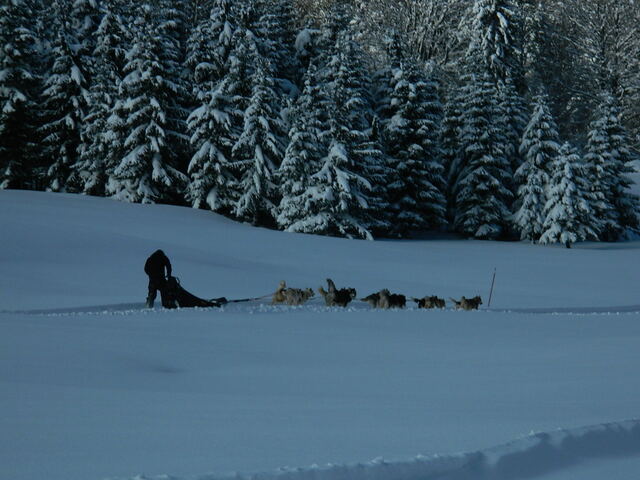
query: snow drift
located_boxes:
[117,420,640,480]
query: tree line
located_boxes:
[1,0,639,245]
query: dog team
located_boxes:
[272,278,483,310]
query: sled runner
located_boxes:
[162,276,226,309]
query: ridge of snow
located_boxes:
[115,419,640,480]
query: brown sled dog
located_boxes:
[412,295,446,309]
[318,278,356,307]
[450,296,483,311]
[272,280,314,306]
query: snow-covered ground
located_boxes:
[1,190,640,480]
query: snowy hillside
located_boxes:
[3,190,640,311]
[1,190,640,480]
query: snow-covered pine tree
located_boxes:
[107,3,188,204]
[186,84,237,212]
[187,24,256,213]
[154,0,188,67]
[100,97,127,185]
[496,78,528,178]
[71,0,100,39]
[0,0,41,190]
[40,0,89,193]
[452,66,513,239]
[372,30,404,127]
[231,47,285,226]
[74,0,127,196]
[463,0,527,202]
[183,0,215,31]
[154,0,192,173]
[315,1,352,56]
[185,0,235,91]
[354,115,395,237]
[560,0,640,143]
[253,0,298,89]
[276,62,327,232]
[71,0,101,82]
[583,94,640,240]
[383,59,447,236]
[300,129,374,239]
[294,29,376,240]
[539,142,599,248]
[224,21,255,99]
[370,31,409,236]
[294,17,324,77]
[441,86,465,223]
[466,0,523,85]
[185,0,238,214]
[513,94,560,241]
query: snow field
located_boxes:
[1,190,640,480]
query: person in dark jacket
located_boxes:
[144,249,172,308]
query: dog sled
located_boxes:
[161,276,227,309]
[155,276,483,311]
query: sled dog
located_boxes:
[450,295,483,310]
[272,281,315,306]
[379,289,406,309]
[272,280,288,304]
[363,289,406,309]
[318,278,356,307]
[361,292,381,308]
[283,287,314,306]
[412,295,446,309]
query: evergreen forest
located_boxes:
[1,0,639,244]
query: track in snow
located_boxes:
[4,299,640,317]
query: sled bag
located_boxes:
[162,276,222,309]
